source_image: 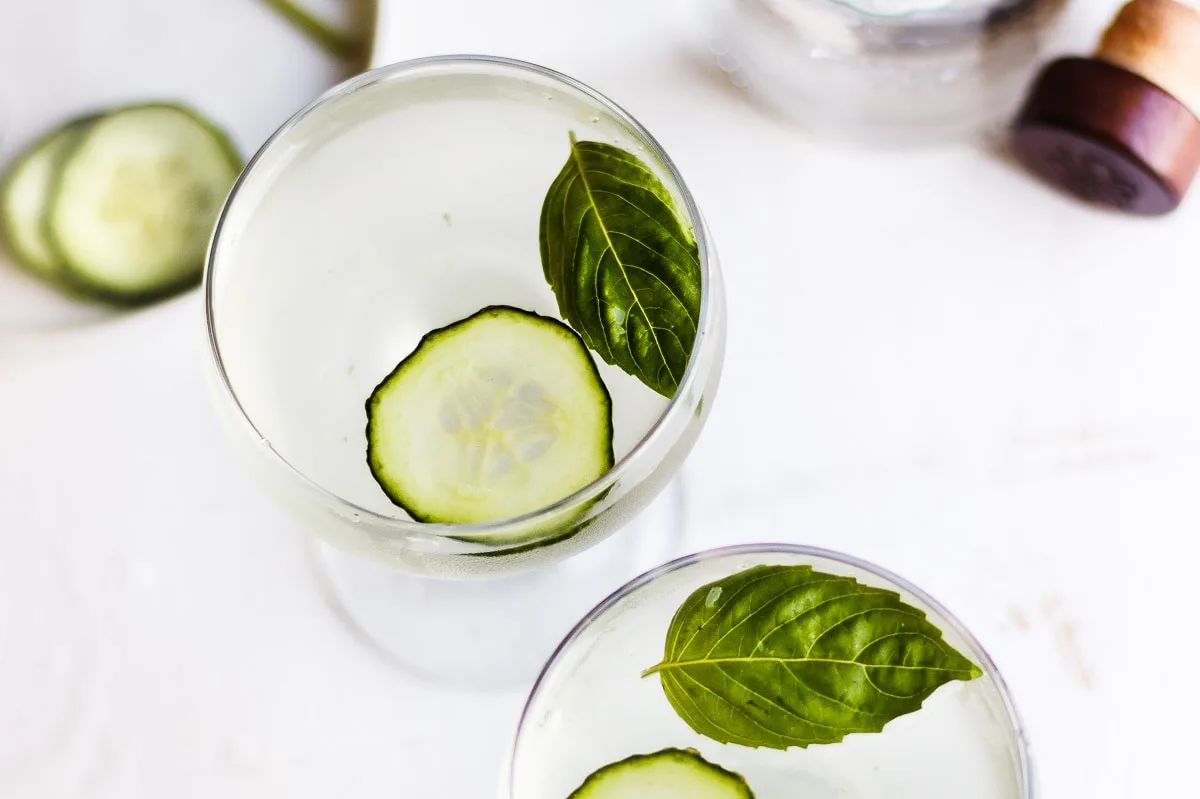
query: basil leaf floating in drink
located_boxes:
[643,565,983,749]
[539,133,701,398]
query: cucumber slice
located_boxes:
[567,749,755,799]
[0,116,95,281]
[45,103,241,305]
[366,305,614,525]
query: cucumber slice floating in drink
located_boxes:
[366,305,614,525]
[44,103,241,304]
[567,749,755,799]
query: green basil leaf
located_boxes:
[644,565,983,749]
[539,134,701,398]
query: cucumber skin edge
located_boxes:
[0,113,99,287]
[41,101,244,308]
[458,482,612,555]
[364,304,616,532]
[565,748,756,799]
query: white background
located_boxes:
[0,0,1189,796]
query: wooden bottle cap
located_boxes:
[1097,0,1200,115]
[1010,0,1200,215]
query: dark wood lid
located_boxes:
[1010,56,1200,215]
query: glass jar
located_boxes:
[705,0,1069,144]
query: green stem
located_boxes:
[261,0,362,59]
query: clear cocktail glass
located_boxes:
[506,543,1032,797]
[204,55,726,689]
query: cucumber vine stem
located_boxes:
[261,0,363,60]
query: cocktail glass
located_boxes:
[506,543,1032,798]
[204,55,726,689]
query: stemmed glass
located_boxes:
[204,55,726,689]
[506,543,1033,798]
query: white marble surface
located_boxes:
[0,0,1186,796]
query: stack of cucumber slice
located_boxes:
[0,103,242,306]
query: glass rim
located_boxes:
[507,542,1035,798]
[820,0,1025,23]
[202,54,717,542]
